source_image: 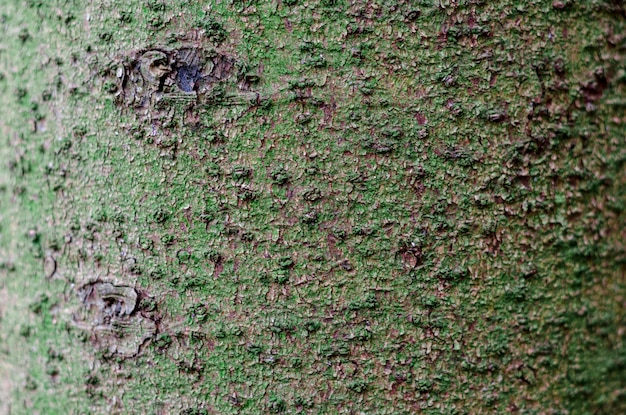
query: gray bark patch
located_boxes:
[176,65,200,92]
[74,282,155,358]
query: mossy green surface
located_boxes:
[0,0,625,414]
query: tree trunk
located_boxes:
[1,0,624,414]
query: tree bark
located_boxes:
[0,1,624,414]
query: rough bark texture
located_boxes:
[0,1,625,414]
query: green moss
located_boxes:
[1,0,624,414]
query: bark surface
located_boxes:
[0,1,625,414]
